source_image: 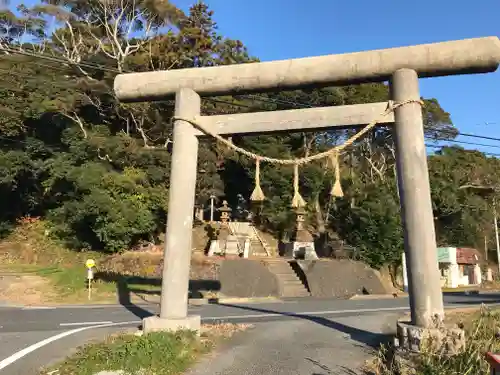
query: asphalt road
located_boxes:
[1,292,499,374]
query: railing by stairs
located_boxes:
[250,225,271,257]
[227,222,271,257]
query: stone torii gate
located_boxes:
[114,36,500,334]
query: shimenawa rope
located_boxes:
[171,99,423,207]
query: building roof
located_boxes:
[456,247,481,264]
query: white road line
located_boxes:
[0,321,139,371]
[60,321,113,327]
[0,303,495,371]
[38,304,157,310]
[56,306,410,328]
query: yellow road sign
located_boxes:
[85,259,95,269]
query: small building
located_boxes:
[402,247,482,290]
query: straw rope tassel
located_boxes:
[250,158,265,201]
[330,152,344,198]
[291,163,306,208]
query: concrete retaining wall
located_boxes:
[219,259,280,298]
[295,259,393,298]
[218,258,394,299]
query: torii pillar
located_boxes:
[114,37,500,333]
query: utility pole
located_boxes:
[210,195,216,222]
[494,197,500,273]
[484,235,489,262]
[459,185,500,273]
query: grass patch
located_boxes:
[0,219,213,305]
[369,305,500,375]
[0,220,121,304]
[39,266,117,303]
[41,324,250,375]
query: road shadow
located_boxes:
[443,291,500,305]
[216,302,393,349]
[95,271,221,319]
[446,295,500,306]
[443,291,480,296]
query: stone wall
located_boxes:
[218,259,280,298]
[295,259,394,298]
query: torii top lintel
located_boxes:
[114,36,500,103]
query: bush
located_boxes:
[334,183,403,269]
[47,164,168,252]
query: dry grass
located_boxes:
[0,220,222,305]
[367,305,500,375]
[201,323,252,340]
[99,251,221,280]
[0,220,117,305]
[0,274,55,305]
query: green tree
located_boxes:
[0,0,474,269]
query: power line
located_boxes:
[2,47,500,147]
[426,144,500,157]
[0,49,259,111]
[428,138,500,150]
[1,47,121,74]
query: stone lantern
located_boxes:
[208,200,234,256]
[293,206,313,243]
[218,200,232,226]
[290,206,318,260]
[217,200,240,256]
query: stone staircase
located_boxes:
[264,259,310,298]
[250,237,268,256]
[228,222,272,256]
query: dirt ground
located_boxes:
[0,274,56,306]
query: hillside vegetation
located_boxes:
[0,0,498,272]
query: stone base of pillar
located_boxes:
[281,242,318,259]
[292,242,318,260]
[142,315,201,335]
[393,321,465,354]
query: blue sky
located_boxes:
[11,0,500,153]
[172,0,500,154]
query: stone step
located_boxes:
[281,279,304,286]
[266,263,292,269]
[272,273,299,280]
[274,274,300,281]
[282,286,309,294]
[288,292,311,298]
[265,260,291,265]
[282,288,310,297]
[282,282,307,289]
[267,266,297,274]
[263,260,310,298]
[269,269,295,275]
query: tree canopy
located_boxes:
[0,0,497,269]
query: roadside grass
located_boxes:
[40,324,250,375]
[441,286,479,293]
[0,220,126,304]
[368,305,500,375]
[0,261,163,304]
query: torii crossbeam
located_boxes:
[113,37,500,334]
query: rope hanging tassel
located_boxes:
[330,152,344,198]
[170,99,423,204]
[250,158,265,201]
[291,163,306,208]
